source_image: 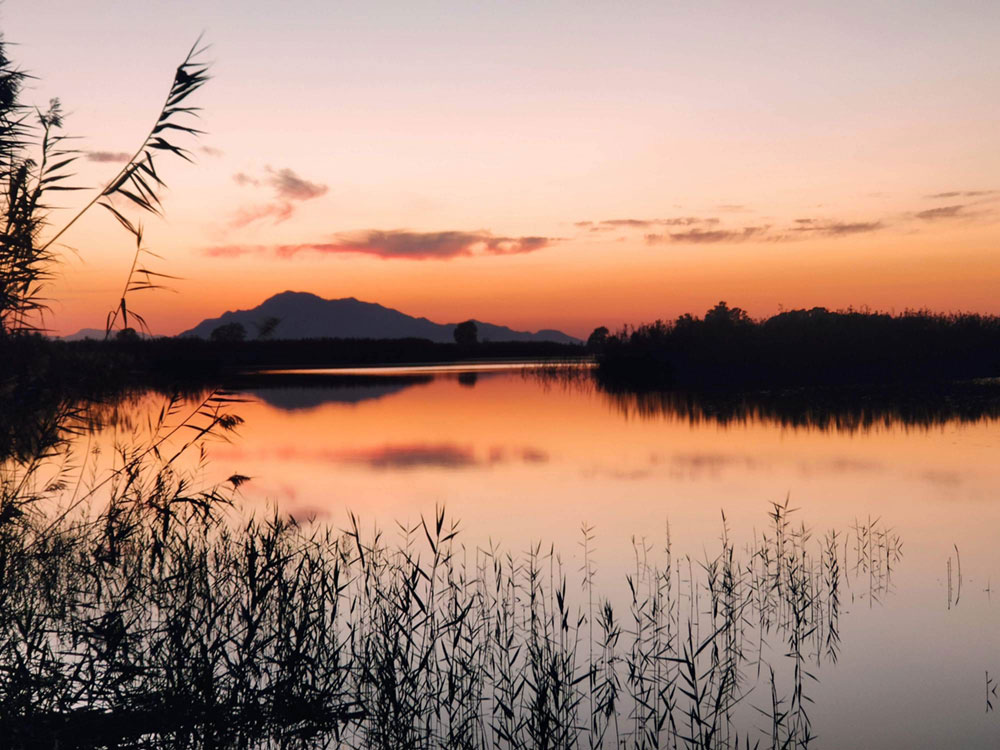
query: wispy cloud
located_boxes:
[200,145,224,158]
[641,217,884,244]
[788,220,883,237]
[266,167,327,201]
[230,166,328,228]
[230,203,295,226]
[580,217,720,231]
[915,204,966,221]
[913,201,996,222]
[925,189,996,199]
[204,229,557,261]
[646,226,769,244]
[276,231,554,260]
[204,245,255,258]
[85,150,131,163]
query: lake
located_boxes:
[54,363,1000,747]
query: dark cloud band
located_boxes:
[205,229,557,260]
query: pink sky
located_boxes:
[4,1,998,338]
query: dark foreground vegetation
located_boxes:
[595,302,1000,387]
[0,334,585,441]
[68,334,586,375]
[2,345,916,748]
[2,396,900,749]
[2,333,583,378]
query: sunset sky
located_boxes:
[5,1,999,338]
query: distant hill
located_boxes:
[60,328,107,341]
[60,328,156,341]
[178,291,581,344]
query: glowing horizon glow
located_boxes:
[3,1,998,338]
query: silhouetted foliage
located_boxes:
[115,326,140,342]
[586,325,609,353]
[597,302,1000,386]
[453,319,478,347]
[77,335,583,378]
[210,321,246,342]
[0,35,208,339]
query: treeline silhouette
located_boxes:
[0,335,582,461]
[54,335,585,377]
[596,302,1000,386]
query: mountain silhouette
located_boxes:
[179,291,581,343]
[60,328,108,341]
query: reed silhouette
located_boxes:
[0,36,208,341]
[1,398,901,750]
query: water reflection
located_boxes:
[235,365,1000,432]
[589,372,1000,431]
[5,363,1000,746]
[0,484,904,749]
[229,372,431,410]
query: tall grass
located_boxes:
[0,402,903,750]
[0,35,208,339]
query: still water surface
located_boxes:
[94,364,1000,747]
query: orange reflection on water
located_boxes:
[58,367,1000,746]
[197,369,1000,579]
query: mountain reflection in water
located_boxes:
[4,363,1000,747]
[239,365,1000,431]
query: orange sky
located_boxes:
[3,2,997,338]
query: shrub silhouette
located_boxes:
[453,319,478,347]
[586,326,609,353]
[210,322,247,342]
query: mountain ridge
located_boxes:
[178,291,581,344]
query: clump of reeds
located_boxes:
[0,35,209,340]
[1,398,906,750]
[1,371,906,750]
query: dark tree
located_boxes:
[704,301,751,328]
[210,322,246,342]
[586,326,609,353]
[115,327,140,342]
[453,320,478,347]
